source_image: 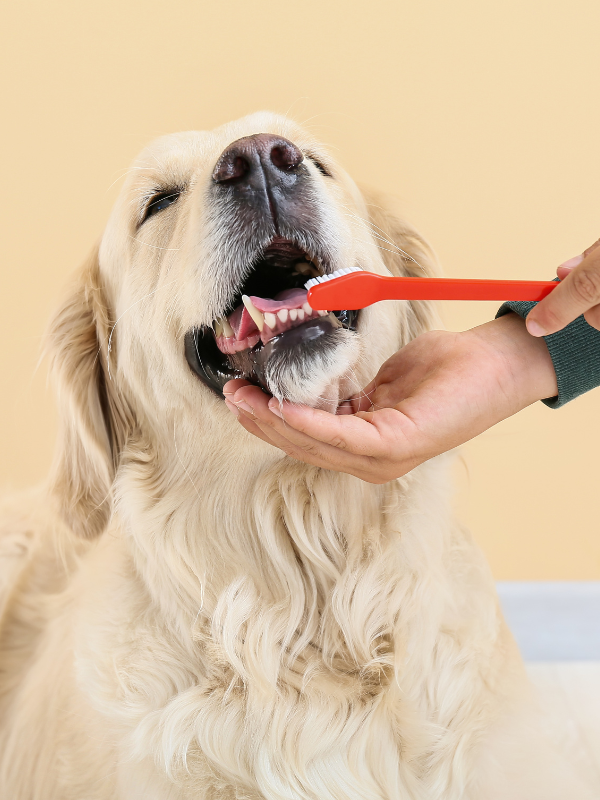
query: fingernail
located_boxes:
[559,254,584,270]
[526,318,546,337]
[235,400,254,415]
[224,399,239,416]
[268,400,283,418]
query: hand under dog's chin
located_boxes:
[265,328,362,414]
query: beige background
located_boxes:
[1,0,599,579]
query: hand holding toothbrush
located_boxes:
[224,244,600,482]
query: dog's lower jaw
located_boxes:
[264,327,361,413]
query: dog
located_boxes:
[0,112,594,799]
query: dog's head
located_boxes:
[47,112,437,538]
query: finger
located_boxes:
[223,378,257,399]
[232,386,422,479]
[231,386,376,457]
[248,416,405,483]
[557,264,578,281]
[353,386,378,412]
[237,392,401,470]
[336,381,378,415]
[527,256,600,335]
[264,399,399,457]
[236,413,279,445]
[584,303,600,332]
[236,399,420,482]
[583,238,600,258]
[230,384,272,417]
[555,240,600,278]
[556,255,584,277]
[235,407,381,477]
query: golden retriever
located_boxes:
[0,112,594,799]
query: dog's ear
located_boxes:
[362,189,440,340]
[46,246,131,538]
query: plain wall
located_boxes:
[1,0,599,578]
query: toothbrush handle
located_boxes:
[307,274,558,310]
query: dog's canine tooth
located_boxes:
[295,261,314,275]
[302,302,312,316]
[214,319,224,337]
[264,312,277,329]
[221,317,234,337]
[242,295,265,332]
[277,309,288,323]
[289,308,298,321]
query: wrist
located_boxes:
[467,313,558,410]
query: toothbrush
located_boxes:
[305,267,558,311]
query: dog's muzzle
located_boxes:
[185,134,358,397]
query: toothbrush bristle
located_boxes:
[304,266,362,290]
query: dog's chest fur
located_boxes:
[0,457,511,800]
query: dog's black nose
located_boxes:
[212,134,304,185]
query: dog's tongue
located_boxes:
[229,288,308,340]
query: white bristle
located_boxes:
[304,266,362,290]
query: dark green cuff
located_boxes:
[496,297,600,408]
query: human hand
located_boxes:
[527,239,600,336]
[223,313,557,482]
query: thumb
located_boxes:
[528,243,600,336]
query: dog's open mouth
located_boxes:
[185,237,359,396]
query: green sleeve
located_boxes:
[496,292,600,408]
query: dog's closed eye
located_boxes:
[304,153,332,178]
[142,189,181,224]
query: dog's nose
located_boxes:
[212,134,304,184]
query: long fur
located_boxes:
[0,112,594,799]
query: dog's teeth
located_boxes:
[289,308,298,321]
[242,295,265,332]
[295,261,313,275]
[264,312,276,329]
[318,309,328,316]
[302,302,312,316]
[214,319,223,337]
[221,317,234,337]
[297,308,305,321]
[277,309,288,323]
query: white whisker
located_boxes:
[128,235,181,252]
[173,422,202,502]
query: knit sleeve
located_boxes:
[496,295,600,408]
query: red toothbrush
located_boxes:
[306,267,558,311]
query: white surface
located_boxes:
[527,662,600,790]
[498,585,600,787]
[498,582,600,661]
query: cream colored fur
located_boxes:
[0,113,594,799]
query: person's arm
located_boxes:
[498,241,600,408]
[224,313,557,483]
